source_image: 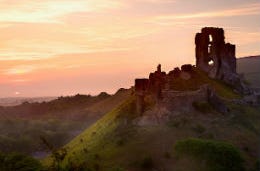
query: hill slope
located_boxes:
[0,89,132,156]
[43,69,260,171]
[237,55,260,89]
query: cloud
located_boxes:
[0,46,133,61]
[154,2,260,20]
[11,79,29,83]
[3,65,37,75]
[0,0,122,23]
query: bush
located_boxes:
[167,117,189,128]
[140,156,154,169]
[116,139,125,146]
[192,101,213,113]
[109,167,125,171]
[192,124,206,134]
[174,138,245,171]
[163,151,171,159]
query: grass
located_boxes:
[237,56,260,87]
[169,67,241,99]
[229,104,260,134]
[42,95,137,169]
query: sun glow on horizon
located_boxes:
[14,91,20,95]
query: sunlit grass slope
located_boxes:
[237,56,260,87]
[44,103,260,170]
[43,95,138,168]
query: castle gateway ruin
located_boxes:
[195,27,249,94]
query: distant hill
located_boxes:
[0,89,131,121]
[237,55,260,89]
[0,88,132,157]
[0,97,56,107]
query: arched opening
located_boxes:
[208,44,212,54]
[209,34,213,42]
[208,59,214,66]
[208,35,213,54]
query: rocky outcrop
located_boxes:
[204,85,229,113]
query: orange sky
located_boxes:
[0,0,260,97]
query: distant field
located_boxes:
[237,55,260,88]
[0,97,56,106]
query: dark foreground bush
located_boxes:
[0,152,43,171]
[140,156,154,169]
[174,138,245,171]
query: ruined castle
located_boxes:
[195,27,249,94]
[134,27,253,115]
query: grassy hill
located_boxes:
[43,69,260,171]
[237,55,260,89]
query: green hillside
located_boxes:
[43,69,260,171]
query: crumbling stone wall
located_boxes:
[148,64,166,99]
[134,64,167,114]
[135,78,149,114]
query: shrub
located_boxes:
[174,138,245,171]
[116,139,125,146]
[192,101,213,113]
[109,167,125,171]
[65,161,92,171]
[163,151,171,159]
[167,117,189,128]
[192,124,206,134]
[140,156,154,169]
[94,163,100,171]
[253,159,260,171]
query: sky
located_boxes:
[0,0,259,97]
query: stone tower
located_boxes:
[195,27,236,79]
[195,27,249,94]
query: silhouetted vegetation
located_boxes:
[0,118,85,155]
[192,101,213,113]
[139,156,154,169]
[0,152,43,171]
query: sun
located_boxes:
[15,91,21,95]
